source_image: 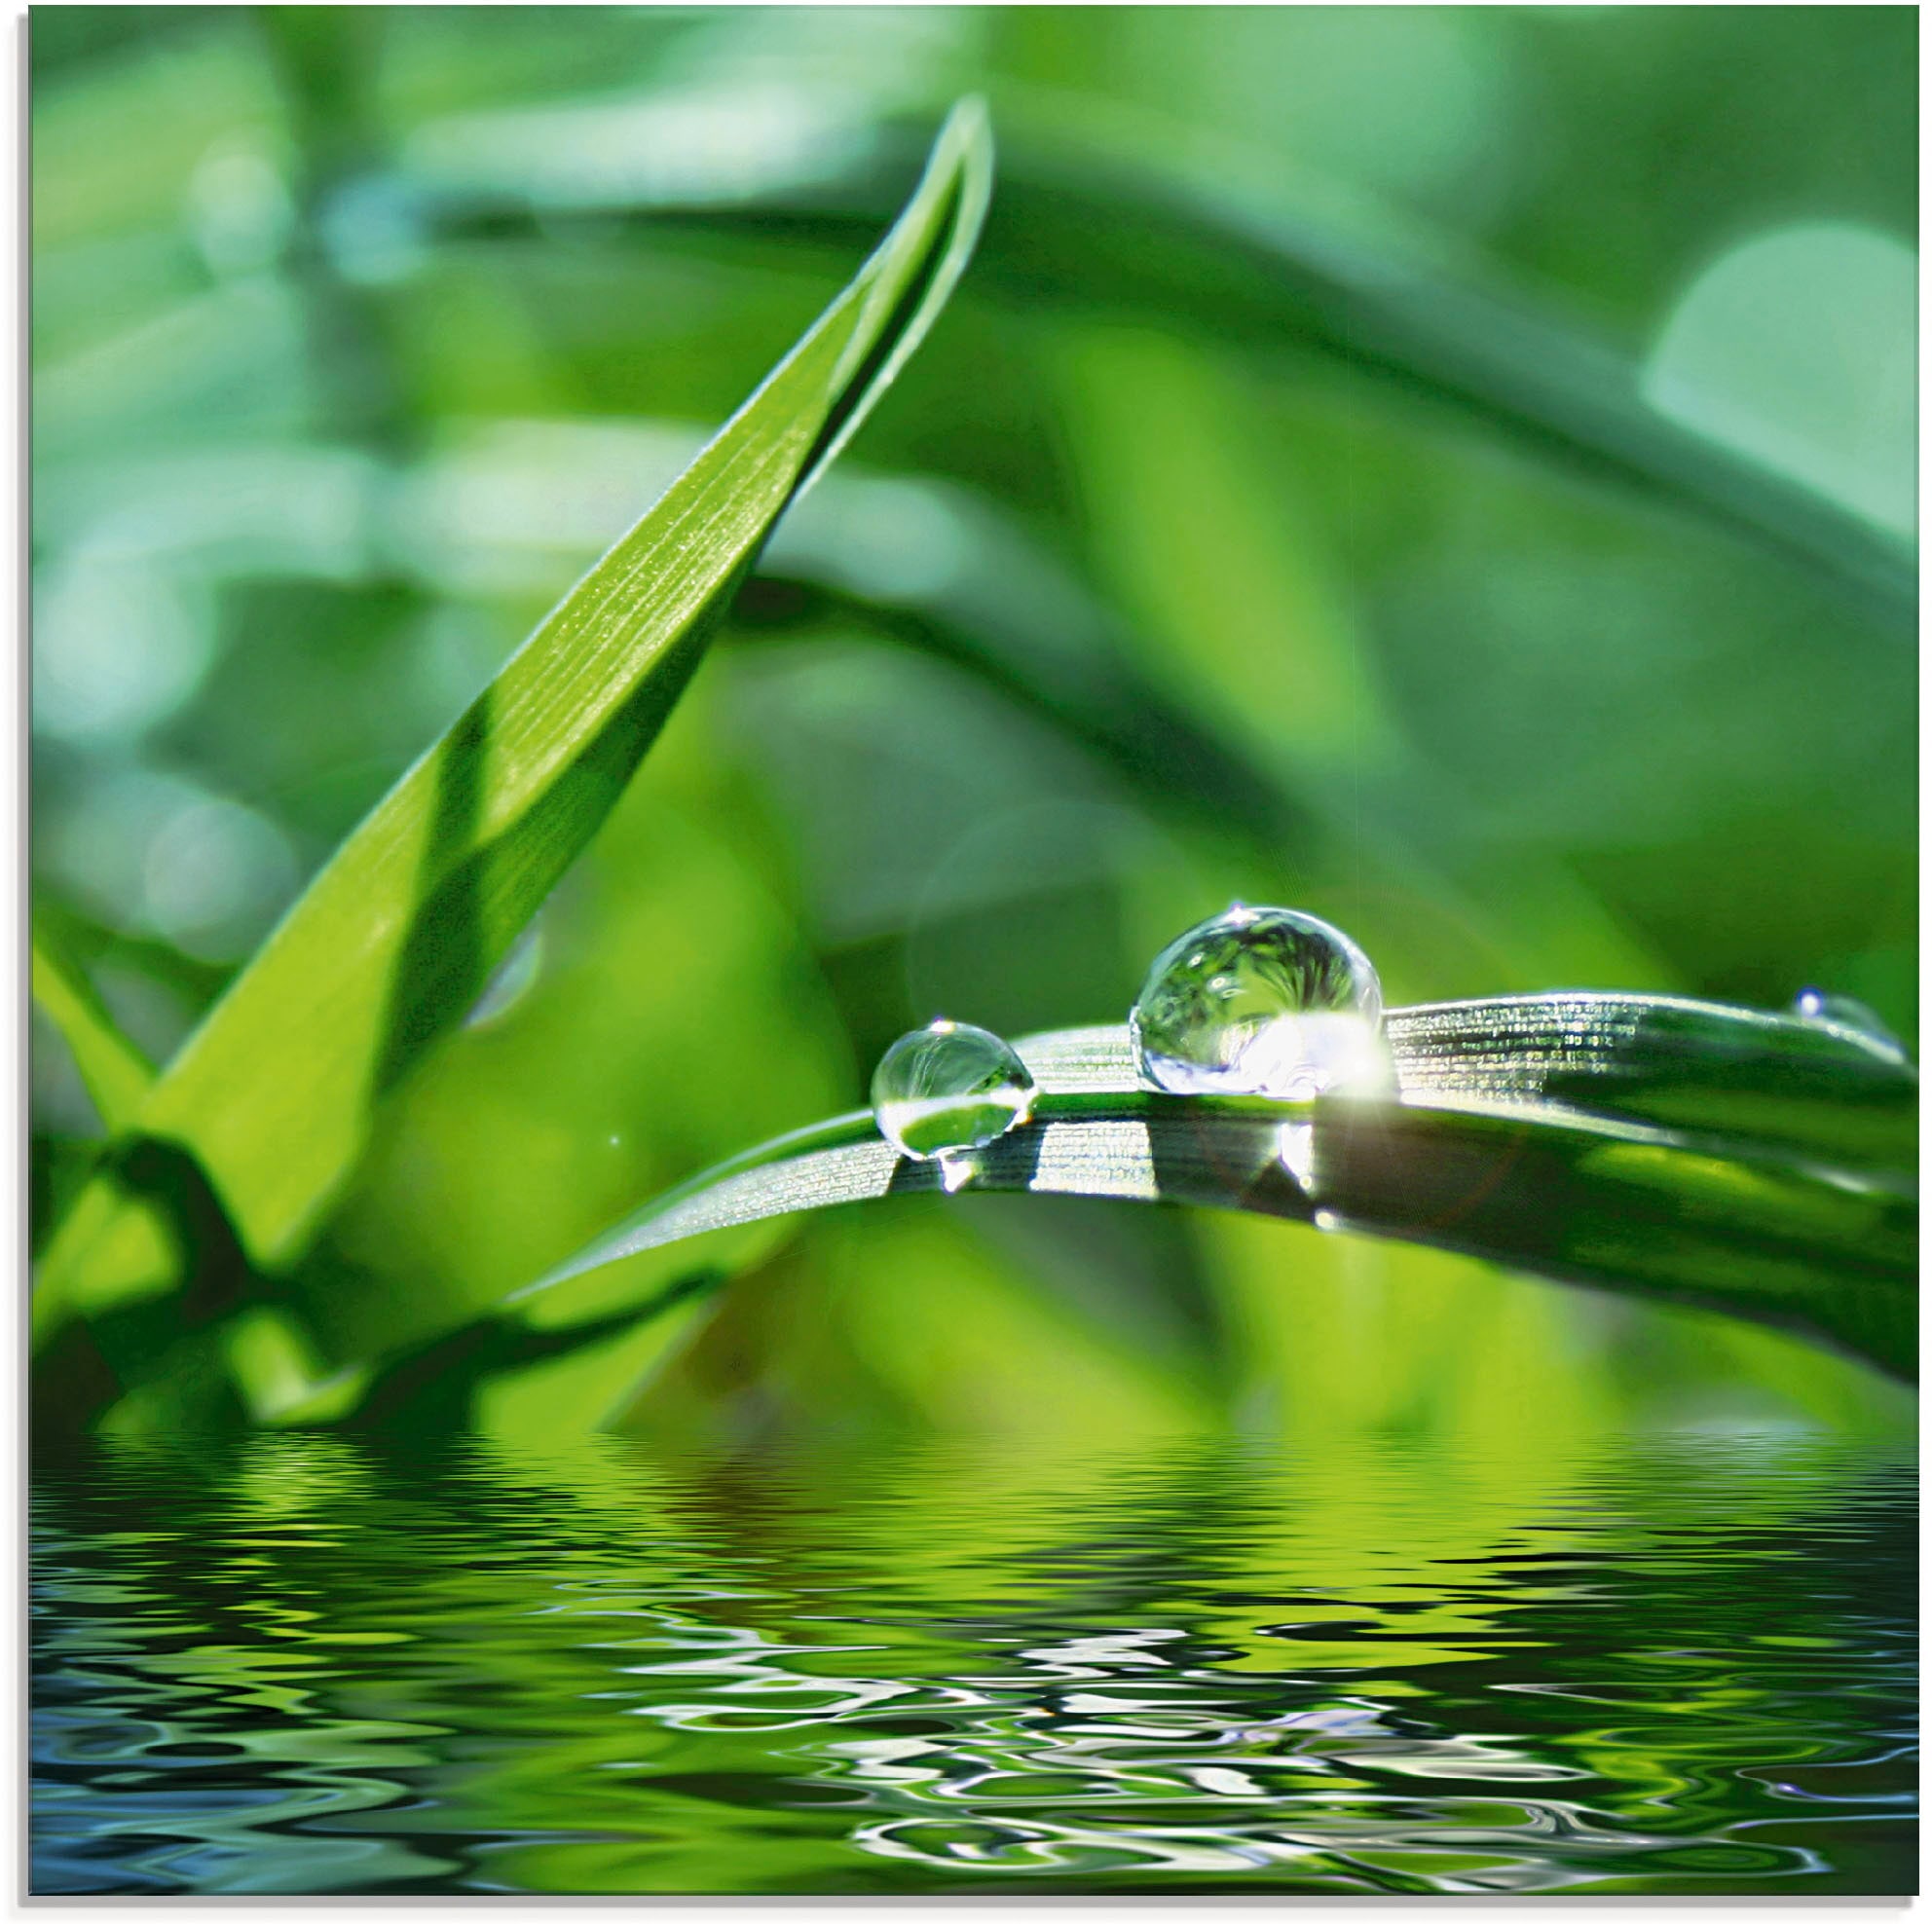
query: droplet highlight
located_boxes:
[1792,988,1910,1061]
[872,1019,1037,1161]
[1131,904,1393,1099]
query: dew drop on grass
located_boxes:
[1131,904,1393,1099]
[872,1019,1037,1161]
[1792,987,1910,1061]
[464,921,544,1030]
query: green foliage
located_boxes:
[33,99,992,1412]
[30,11,1914,1448]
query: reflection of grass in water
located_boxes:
[32,1428,1913,1895]
[883,1097,1030,1159]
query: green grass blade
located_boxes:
[30,925,156,1134]
[527,999,1916,1380]
[31,100,993,1367]
[71,994,1911,1432]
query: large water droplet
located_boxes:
[872,1019,1037,1161]
[1131,904,1393,1099]
[1792,987,1910,1061]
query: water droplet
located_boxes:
[1792,988,1909,1059]
[872,1019,1037,1161]
[465,921,544,1029]
[1131,905,1393,1099]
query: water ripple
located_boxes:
[30,1429,1914,1894]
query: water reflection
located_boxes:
[31,1428,1913,1895]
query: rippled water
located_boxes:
[31,1427,1914,1895]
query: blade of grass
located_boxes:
[30,924,155,1134]
[31,102,993,1387]
[524,999,1916,1381]
[79,994,1912,1432]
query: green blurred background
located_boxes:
[30,6,1916,1450]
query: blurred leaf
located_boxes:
[312,784,852,1356]
[1053,322,1393,779]
[31,101,994,1386]
[746,469,1665,993]
[30,922,155,1134]
[533,998,1915,1380]
[974,132,1915,631]
[269,1271,726,1434]
[803,1208,1211,1443]
[1642,222,1915,541]
[381,114,1914,631]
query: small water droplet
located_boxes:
[872,1019,1037,1161]
[1792,987,1909,1059]
[1131,905,1393,1099]
[465,921,544,1029]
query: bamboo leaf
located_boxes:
[31,102,993,1376]
[29,925,156,1134]
[526,997,1916,1381]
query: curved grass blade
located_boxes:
[1389,993,1914,1169]
[30,924,155,1134]
[31,101,994,1378]
[528,998,1916,1380]
[375,117,1913,632]
[971,141,1914,634]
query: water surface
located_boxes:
[32,1427,1914,1895]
